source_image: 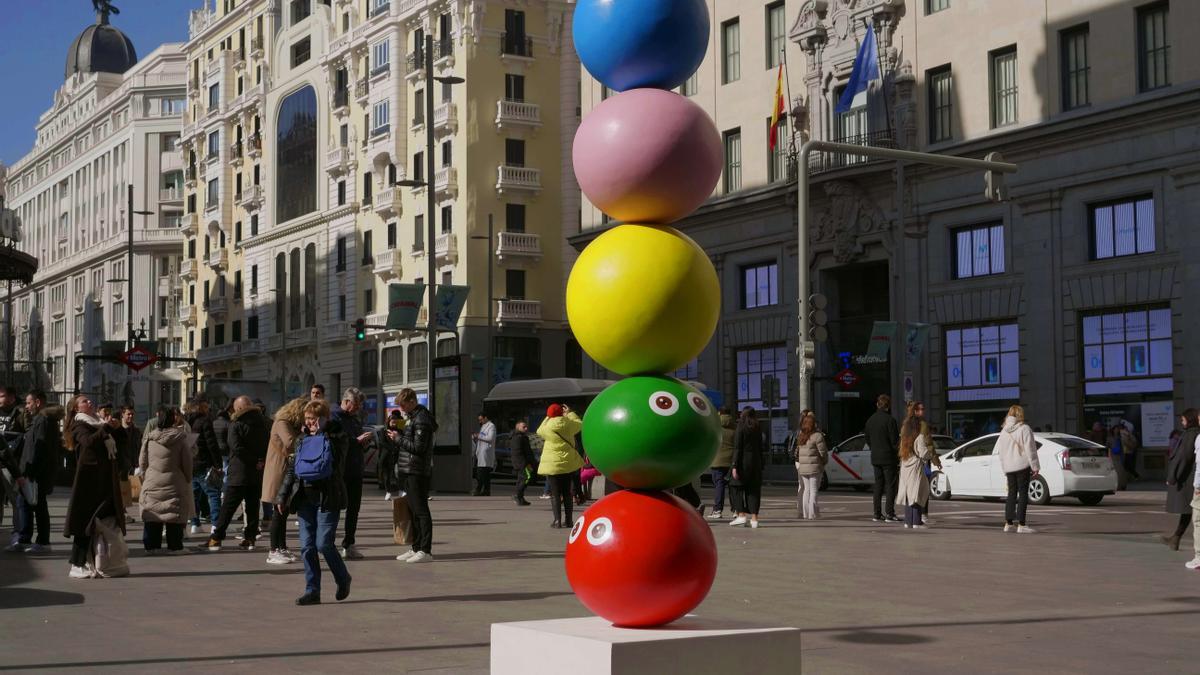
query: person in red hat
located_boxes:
[536,404,584,528]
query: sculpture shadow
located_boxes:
[0,587,86,610]
[832,631,935,645]
[341,591,574,605]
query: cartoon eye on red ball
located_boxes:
[564,490,718,627]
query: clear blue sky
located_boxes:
[0,0,194,166]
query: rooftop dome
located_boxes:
[64,2,137,80]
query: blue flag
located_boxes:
[835,22,880,114]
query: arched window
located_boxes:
[289,248,302,330]
[304,243,317,327]
[276,86,317,222]
[275,252,286,333]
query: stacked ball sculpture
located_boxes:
[565,0,723,628]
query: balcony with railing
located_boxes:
[495,99,541,131]
[179,304,197,325]
[161,150,183,173]
[435,39,454,65]
[370,1,391,18]
[373,185,403,218]
[435,232,457,265]
[496,165,542,194]
[326,145,351,175]
[495,231,542,265]
[160,187,183,204]
[333,88,348,111]
[807,130,897,176]
[240,184,263,210]
[229,140,244,166]
[290,327,318,347]
[180,213,199,237]
[247,132,262,159]
[372,248,403,280]
[203,296,228,317]
[161,214,184,230]
[250,35,264,59]
[180,258,198,280]
[355,80,369,101]
[496,299,541,325]
[500,33,533,58]
[322,322,352,343]
[207,248,228,271]
[241,338,263,356]
[405,50,426,80]
[185,164,197,189]
[433,102,457,136]
[197,342,241,364]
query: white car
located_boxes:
[824,433,958,490]
[930,432,1117,506]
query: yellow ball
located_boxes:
[567,224,719,376]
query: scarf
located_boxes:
[75,412,118,460]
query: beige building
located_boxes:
[181,0,580,417]
[575,0,1200,479]
[1,5,186,413]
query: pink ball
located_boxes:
[574,89,722,225]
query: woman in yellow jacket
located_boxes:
[537,404,583,528]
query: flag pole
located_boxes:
[781,46,798,159]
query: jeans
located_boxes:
[403,473,433,554]
[711,467,730,512]
[548,474,574,525]
[191,475,222,527]
[904,503,925,527]
[473,467,493,496]
[1004,468,1032,525]
[296,502,350,595]
[213,483,261,542]
[872,464,899,518]
[143,522,185,551]
[341,474,362,548]
[797,474,821,519]
[17,489,51,545]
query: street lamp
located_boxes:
[258,288,287,404]
[393,33,464,421]
[111,185,154,346]
[469,213,494,392]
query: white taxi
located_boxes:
[930,432,1117,506]
[823,433,958,490]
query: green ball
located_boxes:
[582,376,720,489]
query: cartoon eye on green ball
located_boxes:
[583,376,720,490]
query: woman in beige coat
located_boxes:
[263,397,307,565]
[137,407,194,554]
[896,412,933,530]
[793,412,828,520]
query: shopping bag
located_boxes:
[392,497,413,546]
[128,474,142,500]
[119,478,133,509]
[90,515,130,578]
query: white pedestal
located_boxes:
[490,616,801,675]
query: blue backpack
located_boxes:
[295,434,333,482]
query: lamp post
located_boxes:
[110,185,154,346]
[260,288,287,405]
[395,34,463,419]
[470,213,494,391]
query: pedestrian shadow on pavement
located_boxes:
[831,631,935,645]
[0,587,85,610]
[340,591,574,605]
[361,549,564,563]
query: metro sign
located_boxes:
[834,368,860,390]
[120,346,158,372]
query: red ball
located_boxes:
[565,490,717,627]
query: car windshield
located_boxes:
[932,436,958,454]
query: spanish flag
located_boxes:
[769,63,785,151]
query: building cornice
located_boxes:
[242,206,356,248]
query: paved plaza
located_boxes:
[0,483,1195,674]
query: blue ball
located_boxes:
[574,0,710,92]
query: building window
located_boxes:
[407,341,428,382]
[232,320,242,342]
[362,231,373,264]
[250,214,258,236]
[382,346,404,384]
[723,128,741,193]
[276,86,317,222]
[441,206,452,234]
[1082,306,1171,395]
[337,180,346,206]
[291,0,311,25]
[673,357,700,381]
[412,152,424,181]
[505,269,526,299]
[506,203,525,232]
[206,178,219,209]
[338,294,346,321]
[926,0,949,14]
[765,2,786,69]
[1137,2,1170,92]
[251,264,258,293]
[1060,25,1090,110]
[1090,195,1155,259]
[945,323,1019,402]
[767,115,789,182]
[208,84,219,109]
[989,46,1018,128]
[505,74,525,101]
[363,288,374,313]
[336,236,347,270]
[414,215,424,251]
[304,243,317,327]
[359,349,379,388]
[372,100,390,133]
[494,336,541,380]
[722,19,740,84]
[505,139,525,167]
[741,262,779,309]
[275,253,286,332]
[952,223,1005,279]
[207,130,220,156]
[291,37,311,67]
[927,65,953,142]
[680,72,698,97]
[835,86,868,164]
[371,39,390,74]
[248,315,258,339]
[362,171,373,204]
[387,222,397,249]
[736,346,787,412]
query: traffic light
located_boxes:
[807,293,829,342]
[354,318,366,341]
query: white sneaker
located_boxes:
[912,525,928,530]
[190,524,201,535]
[395,550,417,562]
[5,542,28,553]
[750,520,760,529]
[279,549,298,562]
[922,517,933,526]
[68,565,92,579]
[24,543,52,555]
[266,550,290,565]
[1184,558,1200,570]
[406,551,433,563]
[707,511,724,520]
[342,545,364,560]
[729,516,748,527]
[539,494,551,500]
[1017,525,1037,534]
[1003,524,1016,533]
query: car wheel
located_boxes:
[852,484,871,493]
[1077,493,1104,506]
[930,472,951,501]
[819,472,829,491]
[1028,476,1051,506]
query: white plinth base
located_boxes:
[490,616,801,675]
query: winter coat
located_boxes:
[474,421,497,469]
[712,414,736,468]
[64,414,125,538]
[331,406,365,479]
[0,404,25,477]
[1166,427,1198,514]
[20,405,64,492]
[277,419,349,513]
[226,407,270,487]
[509,431,535,472]
[793,431,828,477]
[536,412,584,476]
[186,412,221,473]
[138,425,195,524]
[864,410,900,466]
[394,405,436,477]
[114,424,142,475]
[732,423,767,486]
[263,417,299,508]
[897,434,934,507]
[996,416,1040,474]
[212,410,232,458]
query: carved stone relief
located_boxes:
[813,180,889,262]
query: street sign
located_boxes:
[834,367,860,389]
[119,346,158,372]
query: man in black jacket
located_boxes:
[13,390,63,553]
[331,387,371,560]
[864,394,901,522]
[510,420,535,506]
[206,396,270,551]
[186,398,223,534]
[0,386,24,535]
[393,388,436,563]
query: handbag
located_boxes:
[204,466,224,491]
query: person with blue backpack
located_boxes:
[276,399,352,606]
